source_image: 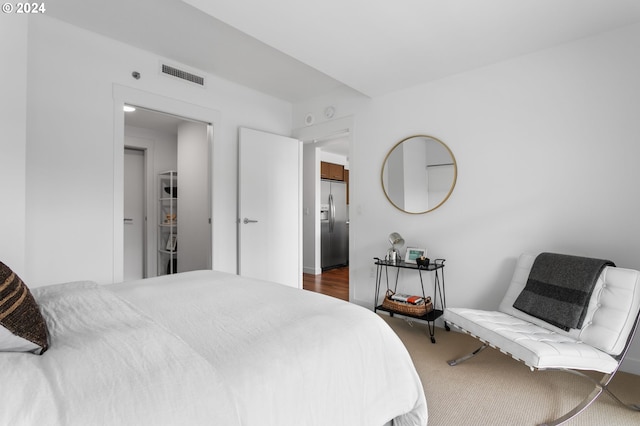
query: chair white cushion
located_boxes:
[444,307,619,373]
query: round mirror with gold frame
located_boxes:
[381,135,457,214]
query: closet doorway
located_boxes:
[123,106,211,280]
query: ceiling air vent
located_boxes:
[161,64,205,86]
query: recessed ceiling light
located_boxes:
[123,105,136,112]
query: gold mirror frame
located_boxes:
[381,135,458,214]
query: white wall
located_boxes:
[0,18,28,275]
[24,15,292,286]
[302,144,320,274]
[319,151,348,166]
[125,126,179,178]
[294,23,640,373]
[177,121,211,272]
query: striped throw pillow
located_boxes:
[0,262,49,354]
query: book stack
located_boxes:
[390,293,425,305]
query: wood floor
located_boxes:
[303,267,349,301]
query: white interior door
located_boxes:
[124,148,145,280]
[238,128,302,288]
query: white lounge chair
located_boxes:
[444,253,640,426]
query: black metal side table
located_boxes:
[373,257,449,343]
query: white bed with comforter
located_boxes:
[0,269,427,426]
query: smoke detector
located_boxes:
[324,106,335,119]
[304,113,315,126]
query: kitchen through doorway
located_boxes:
[300,125,351,301]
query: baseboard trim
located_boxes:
[621,356,640,376]
[352,298,371,310]
[302,266,320,275]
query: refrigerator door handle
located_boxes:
[329,193,335,232]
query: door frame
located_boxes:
[113,84,220,283]
[293,116,353,294]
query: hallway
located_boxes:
[303,267,348,301]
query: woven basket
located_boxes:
[382,290,433,316]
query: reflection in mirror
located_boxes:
[381,135,457,214]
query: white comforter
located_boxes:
[1,280,240,425]
[2,271,427,426]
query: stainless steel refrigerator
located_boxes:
[321,180,348,270]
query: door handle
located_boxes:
[124,218,134,224]
[243,218,259,224]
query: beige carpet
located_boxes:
[382,315,640,425]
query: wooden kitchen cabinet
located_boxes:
[329,163,344,180]
[321,161,330,179]
[321,161,344,181]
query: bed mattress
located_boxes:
[1,270,427,426]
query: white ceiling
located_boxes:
[49,0,640,101]
[46,0,346,103]
[183,0,640,97]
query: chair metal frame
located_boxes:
[446,310,640,426]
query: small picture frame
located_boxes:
[166,235,177,252]
[405,247,426,264]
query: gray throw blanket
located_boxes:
[513,253,615,331]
